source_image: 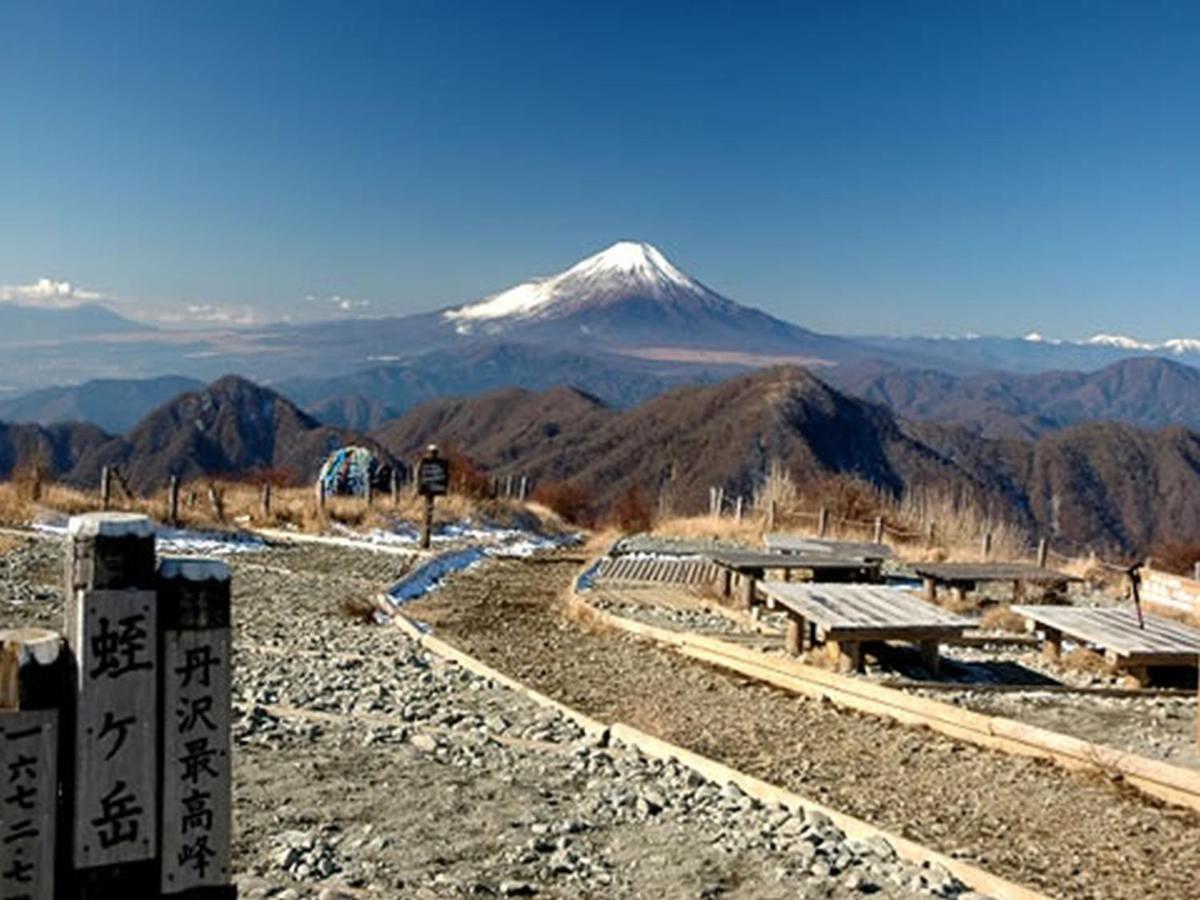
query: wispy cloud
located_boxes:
[304,293,372,313]
[154,303,260,326]
[0,277,106,307]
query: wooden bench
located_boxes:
[707,550,883,609]
[912,561,1079,605]
[759,582,972,674]
[764,533,892,562]
[1011,605,1200,686]
[593,555,718,587]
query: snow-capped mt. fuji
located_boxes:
[440,240,844,357]
[444,241,739,326]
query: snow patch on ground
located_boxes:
[333,520,578,559]
[385,548,489,607]
[33,521,267,555]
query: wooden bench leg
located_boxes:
[829,640,862,674]
[739,575,756,611]
[785,615,806,657]
[918,640,940,677]
[1042,627,1062,664]
[923,577,937,604]
[1122,665,1150,688]
[721,569,732,598]
[1013,579,1025,603]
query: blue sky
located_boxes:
[1,1,1197,338]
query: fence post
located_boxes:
[518,476,528,502]
[390,469,399,507]
[156,558,235,898]
[981,531,993,560]
[766,500,777,532]
[99,466,112,512]
[926,521,936,548]
[817,507,829,538]
[315,480,326,518]
[207,485,224,524]
[1037,538,1048,568]
[259,483,272,521]
[735,497,744,521]
[873,516,884,544]
[1193,562,1200,583]
[65,512,160,896]
[0,628,64,900]
[364,476,373,508]
[715,487,725,518]
[167,477,180,528]
[504,475,513,499]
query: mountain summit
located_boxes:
[444,241,738,326]
[438,240,847,358]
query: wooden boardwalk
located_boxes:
[707,550,883,607]
[760,583,971,674]
[1012,605,1200,684]
[594,555,718,586]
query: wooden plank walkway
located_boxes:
[760,583,971,674]
[764,533,892,560]
[1012,605,1200,682]
[912,562,1078,584]
[707,550,883,608]
[594,556,718,586]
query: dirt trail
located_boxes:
[408,557,1200,900]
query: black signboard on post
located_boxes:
[417,446,450,549]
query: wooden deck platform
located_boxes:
[1012,605,1200,685]
[912,561,1079,603]
[707,550,883,608]
[759,583,971,674]
[764,533,892,561]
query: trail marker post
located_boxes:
[417,445,450,550]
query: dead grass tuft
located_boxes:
[339,595,386,624]
[980,605,1027,633]
[1061,647,1110,674]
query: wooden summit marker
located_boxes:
[157,557,234,898]
[65,512,160,893]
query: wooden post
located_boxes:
[0,628,64,900]
[504,475,513,499]
[919,640,941,678]
[873,516,884,544]
[157,558,235,898]
[100,466,112,512]
[207,485,224,524]
[1042,626,1063,664]
[421,495,434,550]
[1037,538,1048,568]
[739,574,756,610]
[1193,562,1200,583]
[314,480,326,518]
[390,469,399,507]
[65,512,160,896]
[766,500,777,532]
[167,476,180,528]
[817,507,829,538]
[714,487,724,518]
[708,487,716,517]
[923,577,937,605]
[364,476,373,507]
[259,483,271,522]
[735,497,744,521]
[927,521,936,548]
[981,531,992,560]
[784,616,805,657]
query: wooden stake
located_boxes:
[207,484,224,523]
[873,516,884,544]
[766,500,777,532]
[981,531,992,560]
[259,482,271,521]
[100,466,112,511]
[1037,538,1048,569]
[421,495,434,550]
[735,497,744,521]
[167,476,180,528]
[817,507,829,538]
[390,469,399,507]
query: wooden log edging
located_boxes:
[389,607,1045,900]
[573,595,1200,814]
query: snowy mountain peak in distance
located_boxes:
[443,240,732,328]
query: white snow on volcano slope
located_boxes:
[442,240,735,326]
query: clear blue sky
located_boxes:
[2,1,1197,338]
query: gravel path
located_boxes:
[407,558,1200,900]
[1,534,959,899]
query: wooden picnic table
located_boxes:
[706,550,883,608]
[911,561,1079,604]
[764,533,892,561]
[759,582,971,674]
[1011,605,1200,686]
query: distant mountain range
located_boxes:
[828,357,1200,439]
[0,376,202,433]
[3,369,1200,552]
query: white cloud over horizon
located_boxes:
[0,277,106,307]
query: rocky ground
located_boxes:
[0,533,971,899]
[587,579,1200,770]
[409,558,1200,900]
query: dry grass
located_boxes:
[651,514,764,546]
[0,478,556,539]
[1061,647,1111,675]
[980,605,1028,634]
